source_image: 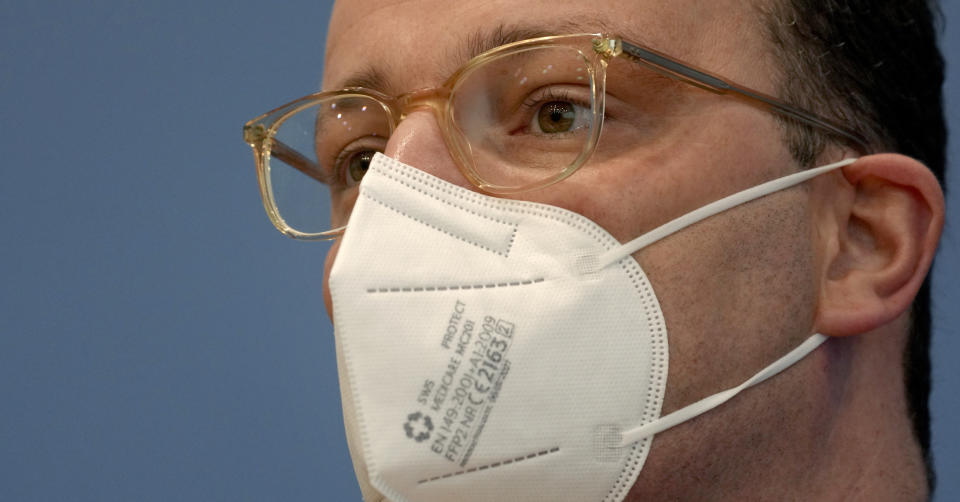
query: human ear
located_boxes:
[813,154,945,336]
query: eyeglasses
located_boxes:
[243,33,867,240]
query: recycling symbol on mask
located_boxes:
[403,411,433,443]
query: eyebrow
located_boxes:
[335,20,620,93]
[456,24,555,66]
[340,65,392,92]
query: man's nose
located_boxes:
[383,110,475,189]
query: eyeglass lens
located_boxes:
[450,44,597,189]
[268,95,390,235]
[265,43,653,236]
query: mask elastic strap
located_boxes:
[618,332,828,446]
[596,158,857,270]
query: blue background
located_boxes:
[0,1,956,500]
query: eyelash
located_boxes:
[521,88,590,112]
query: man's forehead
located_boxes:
[323,0,774,94]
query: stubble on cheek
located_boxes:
[639,186,817,414]
[626,187,829,499]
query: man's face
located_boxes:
[322,0,837,498]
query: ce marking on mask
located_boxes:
[409,300,515,467]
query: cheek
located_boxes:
[640,188,819,414]
[322,239,343,322]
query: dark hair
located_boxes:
[761,0,946,491]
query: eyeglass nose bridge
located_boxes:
[388,86,478,186]
[394,87,452,122]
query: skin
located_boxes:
[319,0,945,499]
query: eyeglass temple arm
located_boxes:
[619,40,870,153]
[265,139,330,185]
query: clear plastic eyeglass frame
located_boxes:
[243,33,869,240]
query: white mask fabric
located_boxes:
[328,153,855,502]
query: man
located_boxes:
[245,0,946,499]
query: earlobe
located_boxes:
[814,154,944,336]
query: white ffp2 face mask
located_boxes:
[328,153,854,502]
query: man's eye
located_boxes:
[341,149,378,187]
[537,101,576,133]
[327,137,385,189]
[528,98,591,135]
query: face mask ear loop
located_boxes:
[617,333,829,446]
[594,158,857,270]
